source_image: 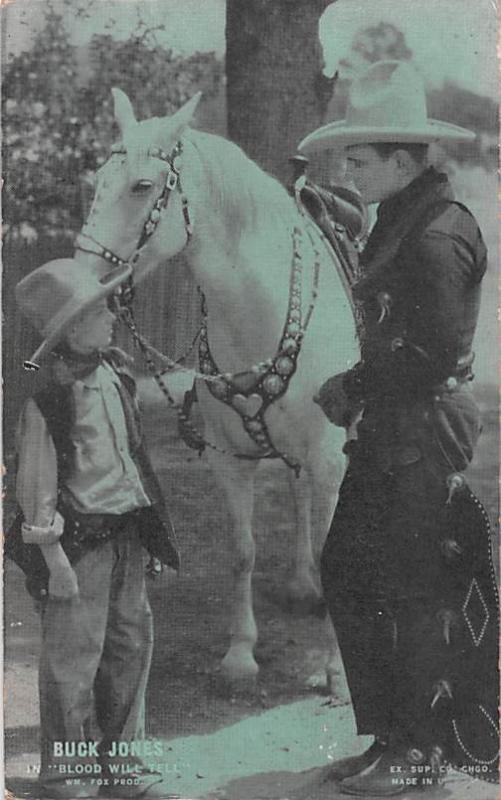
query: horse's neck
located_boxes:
[188,198,299,373]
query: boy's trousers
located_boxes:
[38,521,153,784]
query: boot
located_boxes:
[326,738,387,781]
[340,745,440,797]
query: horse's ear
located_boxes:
[163,92,202,142]
[112,88,137,135]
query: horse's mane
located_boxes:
[185,129,294,236]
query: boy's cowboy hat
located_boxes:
[16,258,132,368]
[298,60,475,153]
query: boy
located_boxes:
[11,258,180,799]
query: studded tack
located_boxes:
[276,356,294,376]
[282,338,298,355]
[166,171,178,191]
[246,419,262,433]
[263,374,284,396]
[286,321,301,336]
[194,219,316,476]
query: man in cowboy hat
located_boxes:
[303,61,499,795]
[10,259,180,799]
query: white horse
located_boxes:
[73,90,359,688]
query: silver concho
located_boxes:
[210,378,228,399]
[282,337,298,355]
[263,374,284,396]
[276,356,294,376]
[286,321,301,336]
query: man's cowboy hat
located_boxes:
[298,60,475,153]
[16,259,132,367]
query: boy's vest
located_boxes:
[5,354,179,599]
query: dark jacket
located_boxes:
[343,168,487,471]
[345,167,487,402]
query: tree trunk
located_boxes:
[226,0,337,184]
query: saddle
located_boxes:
[299,181,367,242]
[288,154,368,286]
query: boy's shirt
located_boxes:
[16,360,150,541]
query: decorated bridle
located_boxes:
[75,140,193,276]
[71,139,321,475]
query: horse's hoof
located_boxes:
[216,648,259,696]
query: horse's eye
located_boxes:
[131,180,153,194]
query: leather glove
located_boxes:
[314,372,354,427]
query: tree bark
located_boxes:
[226,0,336,183]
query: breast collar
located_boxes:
[197,225,319,476]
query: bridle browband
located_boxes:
[75,140,193,271]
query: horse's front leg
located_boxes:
[207,449,259,689]
[308,441,347,694]
[284,467,323,614]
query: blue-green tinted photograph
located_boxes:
[2,1,499,798]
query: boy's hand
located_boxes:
[48,563,79,599]
[39,540,79,600]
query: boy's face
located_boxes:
[66,298,116,355]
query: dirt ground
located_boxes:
[4,383,499,800]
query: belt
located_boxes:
[59,503,150,550]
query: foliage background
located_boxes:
[2,2,224,437]
[3,4,223,238]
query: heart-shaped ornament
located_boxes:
[232,392,263,418]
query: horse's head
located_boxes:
[75,89,202,282]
